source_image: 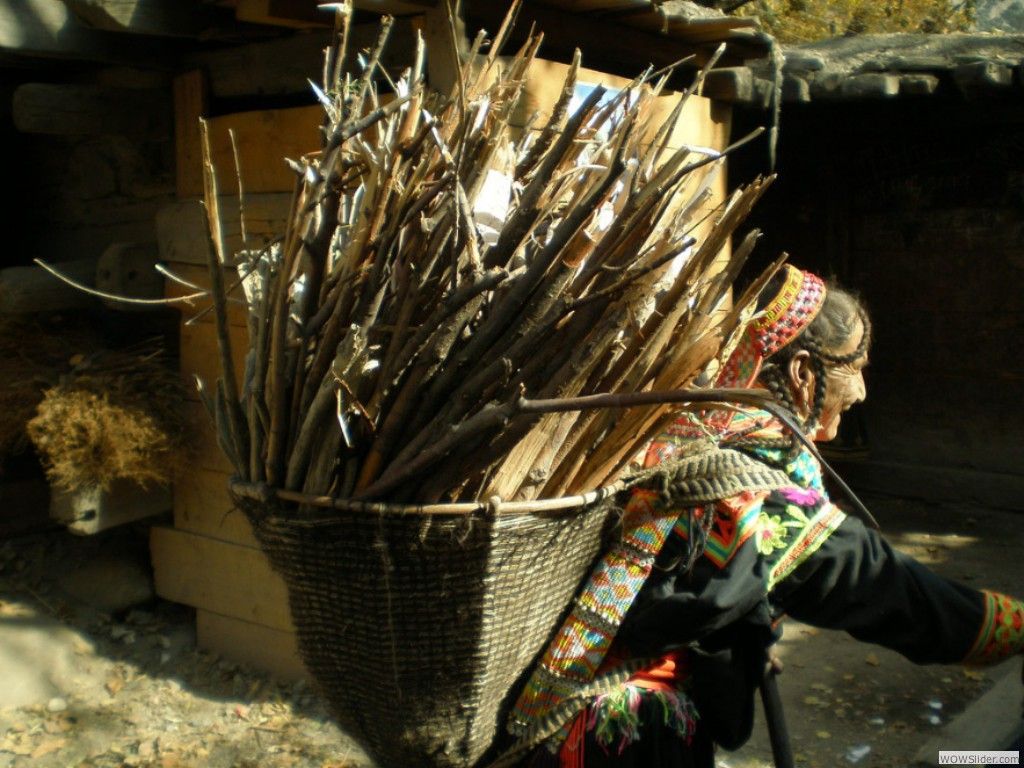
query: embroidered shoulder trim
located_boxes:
[965,591,1024,664]
[766,501,846,591]
[673,493,766,569]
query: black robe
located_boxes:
[529,457,1018,768]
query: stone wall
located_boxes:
[732,95,1024,508]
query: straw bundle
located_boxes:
[25,344,189,492]
[202,5,776,508]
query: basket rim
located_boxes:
[229,478,627,517]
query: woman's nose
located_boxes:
[853,372,867,403]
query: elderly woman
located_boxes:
[507,265,1024,767]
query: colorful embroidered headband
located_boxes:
[716,265,827,389]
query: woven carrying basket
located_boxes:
[232,483,620,768]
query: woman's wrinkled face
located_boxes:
[814,318,869,442]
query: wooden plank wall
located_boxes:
[157,87,305,672]
[154,255,308,679]
[154,72,323,679]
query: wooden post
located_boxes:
[418,2,466,96]
[174,70,209,199]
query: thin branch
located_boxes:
[33,258,205,306]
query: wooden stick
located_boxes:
[199,118,249,480]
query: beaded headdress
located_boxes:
[716,264,827,389]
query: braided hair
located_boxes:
[738,273,871,456]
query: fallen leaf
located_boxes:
[2,732,35,756]
[815,730,831,739]
[962,668,984,681]
[31,738,67,759]
[106,674,125,696]
[803,695,823,706]
[865,653,880,667]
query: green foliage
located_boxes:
[734,0,976,42]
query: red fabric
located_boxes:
[558,649,689,765]
[625,649,689,692]
[560,710,587,768]
[597,647,689,692]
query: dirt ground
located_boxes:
[0,491,1021,768]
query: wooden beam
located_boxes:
[186,30,331,98]
[464,0,700,75]
[95,242,164,310]
[173,70,208,199]
[178,313,249,390]
[0,0,180,63]
[62,0,229,38]
[203,105,321,194]
[0,257,100,314]
[50,480,171,535]
[0,0,112,58]
[13,82,171,138]
[172,464,259,547]
[162,260,250,327]
[418,1,466,95]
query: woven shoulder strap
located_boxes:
[632,444,793,505]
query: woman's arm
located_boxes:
[772,516,1024,665]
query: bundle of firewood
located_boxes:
[202,6,775,506]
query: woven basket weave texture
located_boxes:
[244,500,613,767]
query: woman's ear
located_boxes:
[786,350,816,419]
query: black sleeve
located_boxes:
[618,535,773,658]
[772,515,987,665]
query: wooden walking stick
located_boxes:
[760,649,795,768]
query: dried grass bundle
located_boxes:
[25,346,189,492]
[206,7,779,508]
